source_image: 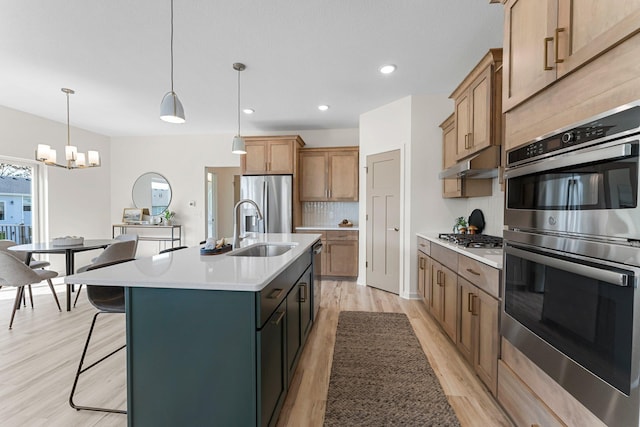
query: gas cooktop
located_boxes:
[438,233,503,248]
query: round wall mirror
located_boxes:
[132,172,172,216]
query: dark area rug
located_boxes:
[324,311,461,426]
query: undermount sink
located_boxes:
[228,243,296,257]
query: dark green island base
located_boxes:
[125,250,314,426]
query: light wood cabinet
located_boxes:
[498,360,565,427]
[299,147,359,202]
[430,260,458,343]
[325,230,358,277]
[440,114,492,199]
[297,229,358,278]
[450,49,502,161]
[417,251,429,300]
[241,135,305,175]
[457,279,499,395]
[502,0,640,112]
[499,339,607,426]
[457,256,501,396]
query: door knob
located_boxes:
[387,227,399,232]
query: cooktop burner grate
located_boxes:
[438,233,503,248]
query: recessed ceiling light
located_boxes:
[379,64,397,74]
[243,108,254,114]
[318,105,330,111]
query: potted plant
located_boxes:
[453,216,467,234]
[163,210,175,225]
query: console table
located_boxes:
[112,223,182,250]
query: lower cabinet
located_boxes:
[417,250,430,300]
[260,302,287,427]
[286,266,312,384]
[429,260,458,343]
[297,229,358,278]
[125,249,315,427]
[416,237,500,397]
[457,277,500,395]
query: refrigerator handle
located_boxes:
[263,180,268,233]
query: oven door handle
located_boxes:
[504,143,633,179]
[507,246,630,287]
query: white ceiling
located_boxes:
[0,1,504,137]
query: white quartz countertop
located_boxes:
[296,226,359,231]
[64,233,321,292]
[417,233,503,269]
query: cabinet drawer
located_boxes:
[257,251,311,328]
[417,237,430,255]
[458,255,500,298]
[430,243,457,272]
[498,361,564,427]
[326,230,358,240]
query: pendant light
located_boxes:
[231,62,247,154]
[160,0,185,123]
[35,88,100,169]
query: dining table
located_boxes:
[8,239,118,311]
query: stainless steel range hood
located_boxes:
[439,146,500,179]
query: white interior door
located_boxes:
[366,150,401,294]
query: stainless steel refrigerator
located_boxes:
[239,175,292,235]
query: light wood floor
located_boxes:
[0,280,512,427]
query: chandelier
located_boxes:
[35,88,100,169]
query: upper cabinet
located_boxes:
[503,0,640,112]
[299,147,359,202]
[241,135,305,175]
[450,49,503,161]
[440,114,492,199]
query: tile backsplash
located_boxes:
[302,202,359,227]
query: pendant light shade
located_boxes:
[232,135,246,154]
[160,91,185,123]
[160,0,185,123]
[232,62,247,154]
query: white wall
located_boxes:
[111,129,359,257]
[0,105,111,272]
[359,95,505,298]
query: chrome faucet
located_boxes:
[232,199,263,249]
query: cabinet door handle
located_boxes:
[466,268,481,276]
[430,265,434,301]
[471,295,479,316]
[419,258,425,270]
[299,283,307,302]
[555,28,565,63]
[271,310,285,325]
[267,288,283,299]
[464,133,469,149]
[543,37,554,70]
[468,292,474,313]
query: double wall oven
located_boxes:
[503,101,640,427]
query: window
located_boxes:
[0,160,37,244]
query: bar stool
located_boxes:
[68,258,134,414]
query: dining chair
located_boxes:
[0,239,54,309]
[91,234,138,263]
[0,251,60,329]
[73,240,137,307]
[69,258,133,415]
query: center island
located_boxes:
[65,233,322,427]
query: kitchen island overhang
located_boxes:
[65,233,321,427]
